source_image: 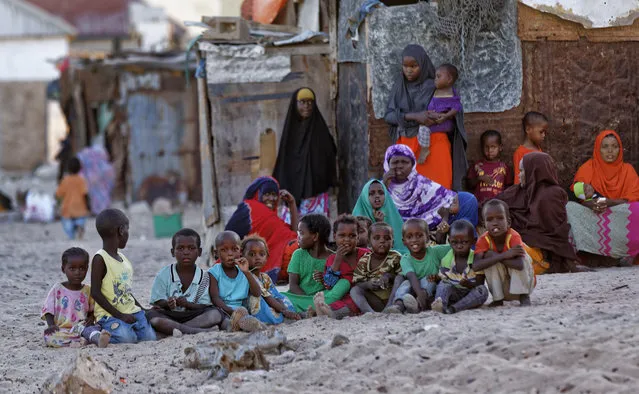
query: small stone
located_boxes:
[331,334,350,348]
[42,353,114,394]
[270,351,296,366]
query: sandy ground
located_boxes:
[1,206,639,393]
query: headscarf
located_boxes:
[574,130,639,202]
[273,87,337,202]
[384,144,455,229]
[225,176,296,279]
[497,152,577,270]
[352,178,408,254]
[385,45,436,142]
[449,192,479,228]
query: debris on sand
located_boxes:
[42,353,114,394]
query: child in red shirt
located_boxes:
[473,199,535,307]
[513,112,548,184]
[467,130,513,205]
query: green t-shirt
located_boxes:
[287,249,327,295]
[400,245,451,280]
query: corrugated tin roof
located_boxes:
[0,0,77,37]
[521,0,639,28]
[25,0,134,37]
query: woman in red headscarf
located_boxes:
[566,130,639,262]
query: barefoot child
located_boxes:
[243,235,301,324]
[386,219,451,314]
[473,200,535,307]
[147,229,226,336]
[208,231,264,332]
[355,216,372,249]
[466,130,513,205]
[350,222,403,313]
[55,157,90,240]
[91,209,156,344]
[431,220,489,314]
[513,112,547,184]
[42,247,109,348]
[282,214,333,313]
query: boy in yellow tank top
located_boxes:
[91,209,156,343]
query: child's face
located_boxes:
[389,156,413,182]
[172,236,201,267]
[518,159,525,186]
[402,56,421,82]
[402,223,428,255]
[368,182,385,210]
[526,121,548,147]
[260,192,278,210]
[600,135,620,164]
[216,239,241,268]
[483,135,502,161]
[434,68,452,89]
[297,221,317,250]
[117,221,130,249]
[449,229,474,258]
[244,240,268,271]
[483,204,509,239]
[335,223,358,254]
[371,227,393,256]
[357,221,369,248]
[62,256,89,286]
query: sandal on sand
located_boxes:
[431,297,444,313]
[402,294,420,314]
[382,305,403,314]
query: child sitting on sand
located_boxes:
[42,247,109,348]
[283,214,333,314]
[431,220,489,314]
[386,219,451,314]
[356,216,372,249]
[147,228,226,336]
[242,235,301,324]
[350,222,404,313]
[91,209,156,344]
[473,199,535,307]
[208,231,265,332]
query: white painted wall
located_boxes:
[522,0,639,28]
[0,37,67,81]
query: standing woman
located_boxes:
[384,44,468,190]
[273,88,337,217]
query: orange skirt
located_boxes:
[397,133,452,189]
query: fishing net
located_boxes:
[434,0,506,70]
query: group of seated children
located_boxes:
[42,200,536,348]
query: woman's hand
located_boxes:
[374,210,385,222]
[383,169,396,187]
[279,190,295,206]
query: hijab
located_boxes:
[243,176,280,207]
[352,179,408,254]
[273,87,337,202]
[449,192,479,228]
[384,144,455,229]
[498,152,578,266]
[574,130,639,202]
[385,45,436,141]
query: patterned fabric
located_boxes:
[93,250,140,319]
[353,250,403,301]
[149,264,212,308]
[326,248,368,313]
[77,146,114,215]
[567,201,639,258]
[384,144,455,228]
[249,272,295,325]
[435,282,488,311]
[417,126,431,148]
[41,283,93,347]
[467,160,513,204]
[438,250,483,289]
[280,192,330,225]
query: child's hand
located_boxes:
[474,163,483,173]
[282,310,302,320]
[167,297,177,310]
[380,273,393,289]
[44,325,59,335]
[119,313,137,324]
[236,257,250,273]
[374,210,385,222]
[312,270,324,284]
[416,290,429,311]
[459,278,474,289]
[479,175,494,184]
[505,245,526,259]
[370,278,383,290]
[436,221,450,234]
[176,297,190,308]
[336,245,350,257]
[383,169,396,186]
[417,149,430,165]
[427,275,440,283]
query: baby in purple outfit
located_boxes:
[417,63,463,164]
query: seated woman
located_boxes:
[566,130,639,263]
[352,179,407,254]
[382,144,455,231]
[225,176,298,282]
[435,191,479,244]
[497,152,580,273]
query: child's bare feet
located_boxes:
[519,294,531,307]
[402,295,420,314]
[172,328,184,337]
[305,305,317,318]
[313,292,333,317]
[230,307,249,331]
[444,306,456,314]
[431,297,444,313]
[488,300,504,308]
[98,330,111,348]
[230,307,266,332]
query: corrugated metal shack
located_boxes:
[59,52,201,202]
[192,15,334,230]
